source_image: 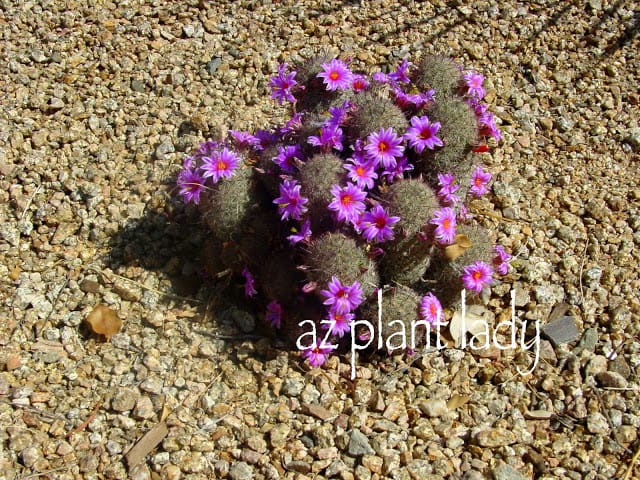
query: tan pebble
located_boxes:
[6,354,21,370]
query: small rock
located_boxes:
[615,425,637,444]
[417,399,448,418]
[474,428,516,447]
[133,396,155,419]
[31,130,49,148]
[111,388,138,412]
[541,317,580,346]
[229,461,253,480]
[269,423,290,448]
[131,80,146,92]
[493,463,528,480]
[282,377,304,396]
[595,371,628,388]
[206,56,222,75]
[31,49,48,63]
[585,355,608,377]
[362,454,383,474]
[577,327,598,352]
[586,412,610,434]
[48,97,65,110]
[155,139,175,160]
[182,24,195,37]
[20,446,43,469]
[348,428,375,457]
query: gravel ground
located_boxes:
[1,1,639,479]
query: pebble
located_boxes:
[586,412,610,434]
[229,461,253,480]
[111,388,138,412]
[269,424,291,448]
[492,463,528,480]
[348,429,375,457]
[473,428,517,447]
[417,399,449,418]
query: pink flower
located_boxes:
[273,145,303,173]
[364,127,405,169]
[270,63,298,104]
[242,268,257,298]
[201,148,241,183]
[177,168,205,204]
[464,71,485,99]
[469,165,492,197]
[308,126,343,152]
[320,277,363,314]
[287,219,312,245]
[344,158,378,190]
[461,261,494,293]
[420,293,443,326]
[359,205,400,243]
[430,207,457,245]
[274,179,309,221]
[351,74,369,92]
[301,342,334,367]
[266,300,283,328]
[317,59,353,91]
[328,183,367,224]
[322,310,354,338]
[493,245,511,276]
[437,173,460,205]
[405,116,443,153]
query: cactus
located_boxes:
[176,51,507,368]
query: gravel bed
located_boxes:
[1,1,639,479]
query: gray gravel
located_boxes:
[1,1,639,479]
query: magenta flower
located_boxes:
[287,219,312,245]
[344,158,378,190]
[359,205,400,243]
[388,59,412,85]
[351,74,369,92]
[301,342,334,367]
[469,165,492,197]
[405,116,443,153]
[280,112,304,135]
[381,156,414,183]
[242,268,257,298]
[372,71,389,84]
[266,300,283,328]
[254,130,278,151]
[461,261,494,293]
[478,111,502,141]
[229,130,260,149]
[437,173,460,205]
[322,310,354,338]
[326,101,352,130]
[269,63,298,104]
[320,277,363,314]
[317,59,353,91]
[201,148,241,183]
[274,179,309,221]
[464,71,485,99]
[273,145,303,173]
[430,207,457,245]
[308,126,343,152]
[177,168,206,204]
[419,293,443,326]
[328,183,367,224]
[195,140,221,158]
[493,245,511,276]
[393,88,434,109]
[364,128,405,168]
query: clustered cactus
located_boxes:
[176,52,510,367]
